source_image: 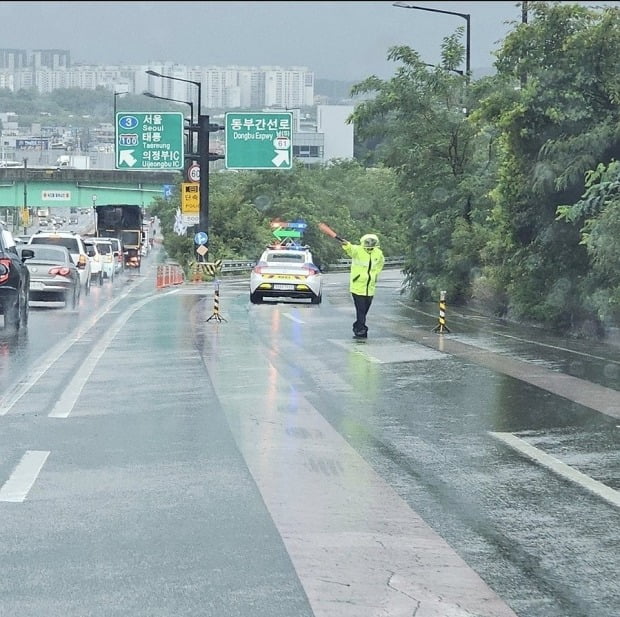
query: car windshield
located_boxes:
[30,236,80,253]
[266,252,305,264]
[23,246,68,262]
[95,242,112,254]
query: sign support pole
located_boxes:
[198,114,210,244]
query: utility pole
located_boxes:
[198,114,210,235]
[22,158,28,235]
[188,114,223,246]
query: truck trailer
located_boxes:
[94,204,144,269]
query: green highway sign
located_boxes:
[116,112,184,170]
[225,112,293,170]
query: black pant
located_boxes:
[352,293,373,336]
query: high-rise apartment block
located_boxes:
[0,49,315,110]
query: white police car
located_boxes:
[250,245,322,304]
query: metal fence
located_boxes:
[326,256,405,271]
[218,256,405,275]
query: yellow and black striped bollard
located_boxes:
[432,290,451,333]
[205,261,226,322]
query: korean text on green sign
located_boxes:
[225,112,293,170]
[116,112,184,170]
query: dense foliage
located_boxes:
[150,2,620,337]
[149,160,407,273]
[348,1,620,336]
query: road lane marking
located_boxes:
[0,450,50,502]
[397,300,620,365]
[200,324,519,617]
[0,283,136,416]
[49,293,157,418]
[489,431,620,509]
[329,338,445,364]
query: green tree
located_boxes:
[477,1,620,331]
[557,160,620,326]
[349,39,492,303]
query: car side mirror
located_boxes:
[20,249,35,261]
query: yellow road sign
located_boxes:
[181,182,199,214]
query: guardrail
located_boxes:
[220,260,257,273]
[217,256,405,275]
[326,256,405,271]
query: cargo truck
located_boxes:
[94,204,143,270]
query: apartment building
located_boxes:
[0,49,315,111]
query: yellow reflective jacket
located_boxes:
[342,242,385,296]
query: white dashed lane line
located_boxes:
[0,450,50,503]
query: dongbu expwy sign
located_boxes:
[225,112,293,170]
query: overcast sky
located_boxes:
[0,1,612,81]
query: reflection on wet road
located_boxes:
[0,265,617,617]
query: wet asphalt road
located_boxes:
[0,253,618,617]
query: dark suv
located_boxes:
[0,224,33,330]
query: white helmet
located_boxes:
[360,233,379,249]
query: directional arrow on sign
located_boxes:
[273,228,301,239]
[272,149,290,167]
[119,150,137,167]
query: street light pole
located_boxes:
[113,91,127,167]
[22,158,28,235]
[393,2,471,82]
[142,91,194,153]
[145,70,209,242]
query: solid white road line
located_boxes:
[0,450,50,502]
[49,293,157,418]
[0,284,135,416]
[489,431,620,509]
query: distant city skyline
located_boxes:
[0,55,318,110]
[2,2,616,81]
[1,2,527,81]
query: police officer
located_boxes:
[341,233,385,338]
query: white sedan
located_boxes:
[250,245,322,304]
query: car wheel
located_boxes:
[21,288,29,325]
[4,297,20,330]
[250,292,262,304]
[98,272,104,286]
[70,285,79,310]
[311,293,322,305]
[84,275,91,296]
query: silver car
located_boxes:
[18,243,81,309]
[28,231,92,294]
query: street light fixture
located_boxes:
[142,91,194,153]
[142,91,193,123]
[393,2,471,82]
[145,69,201,119]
